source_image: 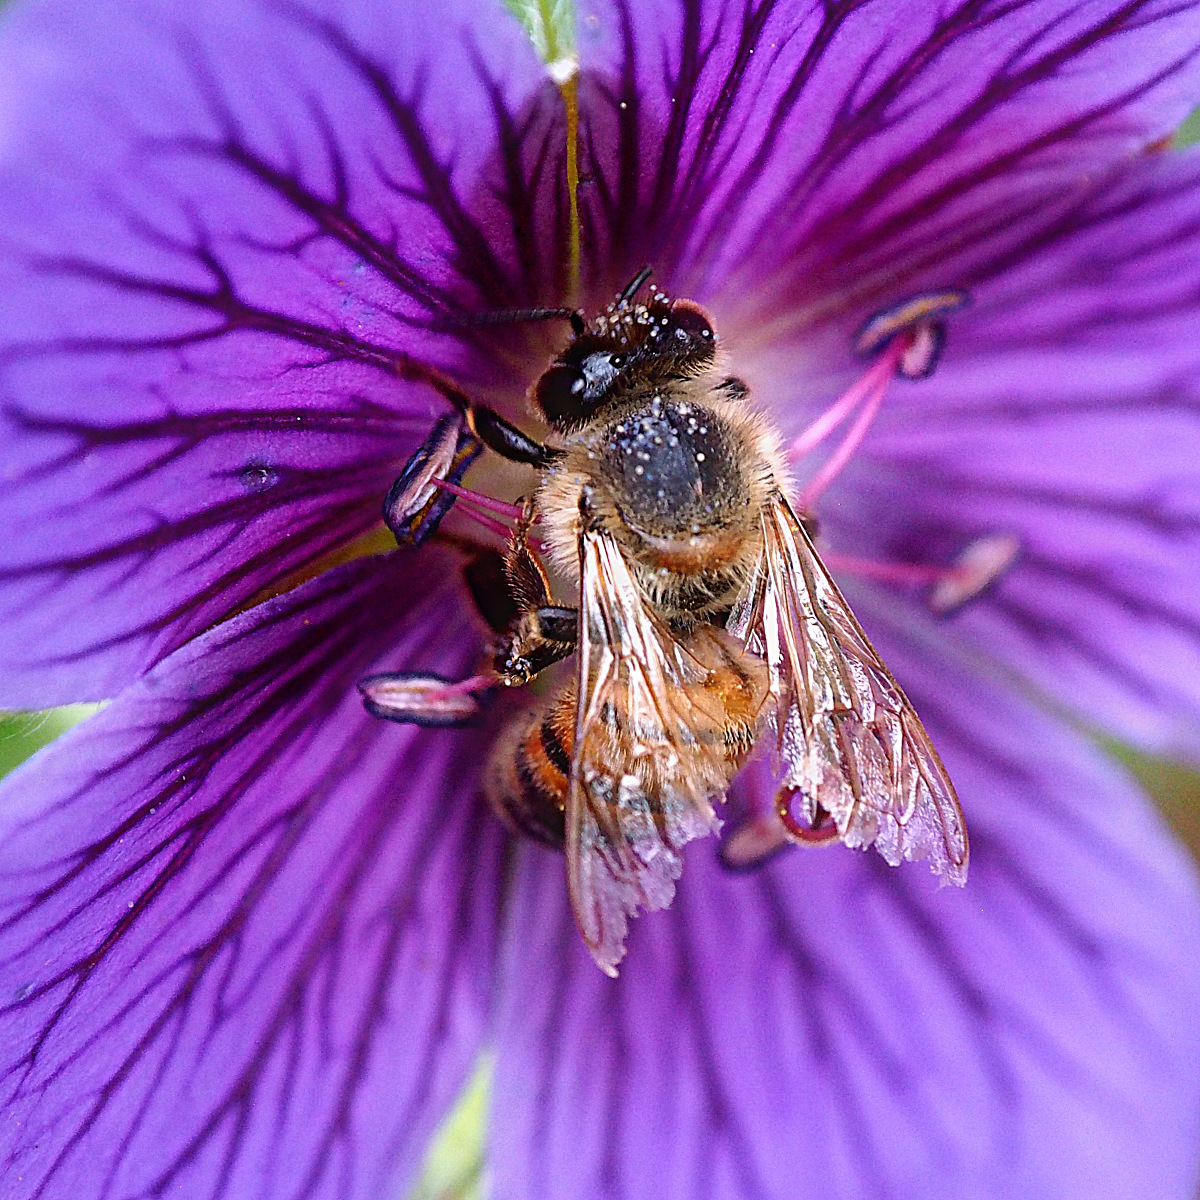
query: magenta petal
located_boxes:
[0,550,504,1200]
[491,596,1200,1199]
[0,0,561,706]
[576,0,1200,312]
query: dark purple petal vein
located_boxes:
[0,549,504,1200]
[490,591,1200,1200]
[575,0,1200,334]
[0,0,564,705]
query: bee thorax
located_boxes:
[537,390,781,622]
[600,400,741,537]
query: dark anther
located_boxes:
[383,415,483,547]
[856,289,969,379]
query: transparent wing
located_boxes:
[567,525,733,976]
[729,497,968,884]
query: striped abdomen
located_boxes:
[484,626,767,849]
[484,690,575,848]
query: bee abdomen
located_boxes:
[486,636,767,851]
[485,696,574,848]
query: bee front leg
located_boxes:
[496,604,578,686]
[494,497,578,685]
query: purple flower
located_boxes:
[2,0,1200,1196]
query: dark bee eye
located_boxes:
[533,364,587,424]
[668,301,715,343]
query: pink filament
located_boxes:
[432,478,526,520]
[792,335,911,510]
[426,672,496,699]
[821,550,967,587]
[453,505,516,542]
[435,485,548,552]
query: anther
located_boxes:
[820,532,1020,613]
[358,671,494,727]
[790,289,968,509]
[776,788,841,846]
[855,289,968,379]
[384,415,483,547]
[929,533,1021,614]
[719,810,793,871]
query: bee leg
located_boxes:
[393,349,553,469]
[492,499,578,685]
[384,411,554,550]
[461,545,520,634]
[495,605,578,686]
[468,406,554,467]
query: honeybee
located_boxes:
[367,269,968,976]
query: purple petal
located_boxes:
[0,548,504,1200]
[822,149,1200,760]
[575,0,1200,316]
[0,0,562,706]
[490,594,1200,1199]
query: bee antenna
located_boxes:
[617,266,653,304]
[455,306,585,335]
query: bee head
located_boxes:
[532,286,717,433]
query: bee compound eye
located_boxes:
[534,364,588,424]
[668,301,715,346]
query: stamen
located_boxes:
[719,810,793,871]
[899,321,944,379]
[789,337,909,460]
[821,551,958,587]
[855,289,967,370]
[438,494,548,554]
[451,505,519,543]
[776,788,841,846]
[432,478,526,521]
[359,671,493,727]
[384,416,483,547]
[821,534,1020,612]
[796,336,908,510]
[790,289,968,508]
[422,672,497,699]
[929,533,1021,614]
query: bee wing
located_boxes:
[567,525,731,976]
[729,497,968,884]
